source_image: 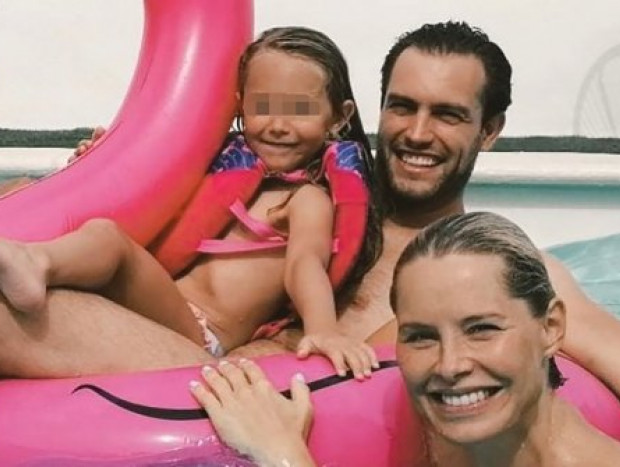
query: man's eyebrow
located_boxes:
[384,92,416,104]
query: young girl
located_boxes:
[0,27,381,379]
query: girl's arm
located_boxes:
[284,185,377,379]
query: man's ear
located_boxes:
[331,99,356,135]
[480,112,505,151]
[542,298,566,358]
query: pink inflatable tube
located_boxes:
[1,1,619,465]
[0,350,618,466]
[0,348,423,466]
[0,0,252,244]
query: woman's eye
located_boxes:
[402,331,436,347]
[466,323,500,336]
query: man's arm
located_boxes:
[544,252,620,396]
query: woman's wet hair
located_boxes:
[237,26,383,310]
[391,211,565,389]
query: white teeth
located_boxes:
[401,154,437,167]
[440,390,490,407]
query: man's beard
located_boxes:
[375,145,477,215]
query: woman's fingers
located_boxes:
[216,359,252,392]
[199,364,236,404]
[239,358,270,386]
[189,379,222,413]
[289,372,313,440]
[290,372,310,405]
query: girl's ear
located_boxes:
[235,92,243,115]
[330,99,355,136]
[542,298,566,358]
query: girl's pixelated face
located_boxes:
[240,50,343,173]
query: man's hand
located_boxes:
[68,126,106,162]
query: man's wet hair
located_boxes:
[380,21,512,122]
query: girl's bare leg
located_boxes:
[0,218,203,345]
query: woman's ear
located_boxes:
[542,298,566,358]
[330,99,356,136]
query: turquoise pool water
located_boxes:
[549,233,620,318]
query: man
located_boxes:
[334,22,620,395]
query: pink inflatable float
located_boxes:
[1,0,619,465]
[0,348,423,466]
[0,0,252,245]
[0,350,618,466]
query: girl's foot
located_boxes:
[0,240,48,313]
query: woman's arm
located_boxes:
[190,359,316,467]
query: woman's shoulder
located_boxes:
[555,400,620,465]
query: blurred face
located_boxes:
[378,48,502,208]
[394,253,553,445]
[241,50,344,173]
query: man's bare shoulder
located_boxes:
[338,223,418,340]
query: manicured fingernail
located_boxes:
[189,380,200,389]
[202,365,213,375]
[218,359,229,366]
[293,372,305,383]
[238,357,249,364]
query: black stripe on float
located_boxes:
[71,359,398,421]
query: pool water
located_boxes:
[548,233,620,319]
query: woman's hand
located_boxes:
[190,359,316,467]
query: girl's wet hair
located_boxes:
[237,26,383,308]
[390,211,565,389]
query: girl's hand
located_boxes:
[190,359,316,467]
[296,332,379,380]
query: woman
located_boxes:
[191,212,620,466]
